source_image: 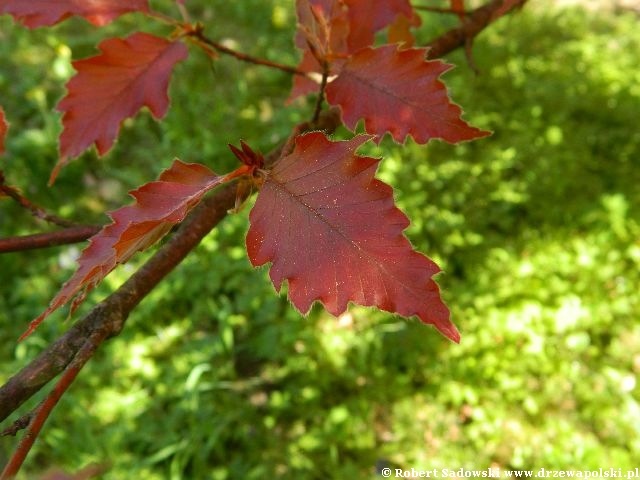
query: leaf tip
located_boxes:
[229,140,264,169]
[440,321,461,343]
[18,312,48,341]
[48,159,65,186]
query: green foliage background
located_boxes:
[1,1,639,478]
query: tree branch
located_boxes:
[425,0,528,59]
[0,172,79,229]
[0,325,111,479]
[0,226,101,254]
[0,0,527,437]
[0,181,238,424]
[187,26,307,76]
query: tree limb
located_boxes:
[0,172,79,229]
[426,0,529,59]
[0,226,101,253]
[0,181,238,423]
[0,0,527,432]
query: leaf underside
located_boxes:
[246,131,458,342]
[21,160,245,340]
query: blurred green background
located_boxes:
[1,0,639,478]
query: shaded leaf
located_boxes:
[326,44,490,144]
[0,107,7,155]
[387,13,421,48]
[246,132,458,342]
[54,32,188,182]
[21,160,250,339]
[0,0,149,28]
[343,0,415,51]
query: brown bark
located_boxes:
[0,0,527,429]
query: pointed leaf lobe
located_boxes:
[247,132,458,341]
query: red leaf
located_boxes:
[289,0,349,103]
[0,0,149,28]
[21,160,250,340]
[343,0,415,51]
[0,107,7,155]
[53,33,188,182]
[246,132,458,342]
[294,0,349,56]
[449,0,466,21]
[387,13,422,48]
[326,44,490,144]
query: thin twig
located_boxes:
[425,0,529,59]
[0,413,33,437]
[0,226,101,254]
[143,8,183,27]
[311,62,329,124]
[175,2,191,23]
[0,117,341,425]
[0,0,528,472]
[188,28,306,76]
[0,173,78,228]
[0,327,111,479]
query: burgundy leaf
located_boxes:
[53,33,188,182]
[246,132,458,342]
[21,160,250,339]
[326,44,491,144]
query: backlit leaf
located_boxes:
[54,32,188,182]
[0,0,149,28]
[246,132,458,342]
[326,44,490,144]
[21,160,250,339]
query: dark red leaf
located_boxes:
[53,33,188,182]
[326,44,490,144]
[0,0,149,28]
[246,132,458,342]
[21,160,250,340]
[343,0,415,51]
[0,107,7,155]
